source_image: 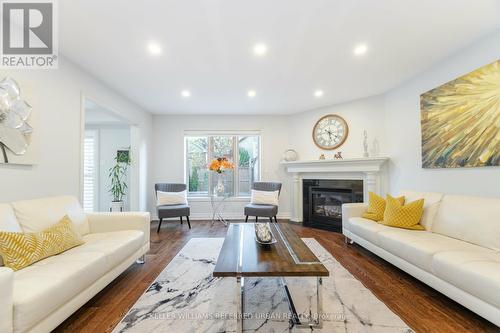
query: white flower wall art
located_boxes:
[0,78,34,165]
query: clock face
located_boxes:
[312,114,349,150]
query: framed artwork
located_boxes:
[0,77,36,165]
[116,149,130,163]
[420,60,499,168]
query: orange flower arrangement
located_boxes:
[209,157,235,174]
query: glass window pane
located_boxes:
[238,136,260,196]
[210,136,234,196]
[186,134,260,197]
[186,136,208,195]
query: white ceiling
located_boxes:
[60,0,500,115]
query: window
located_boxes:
[83,130,98,212]
[185,134,260,197]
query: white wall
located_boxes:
[0,57,153,210]
[150,31,500,221]
[385,31,500,197]
[151,115,290,219]
[2,31,497,216]
[98,127,131,211]
[85,126,131,211]
[151,98,388,220]
[288,95,387,160]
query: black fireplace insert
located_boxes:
[303,179,363,232]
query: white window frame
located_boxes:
[83,129,99,212]
[184,130,261,198]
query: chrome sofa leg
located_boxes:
[344,236,354,245]
[136,255,145,264]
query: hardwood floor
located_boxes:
[54,220,498,333]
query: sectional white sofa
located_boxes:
[342,190,500,327]
[0,196,150,333]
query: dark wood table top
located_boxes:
[213,223,329,277]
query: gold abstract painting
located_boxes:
[420,60,500,168]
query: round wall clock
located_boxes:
[312,114,349,150]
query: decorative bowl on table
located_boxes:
[254,223,277,245]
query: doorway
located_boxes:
[81,98,134,212]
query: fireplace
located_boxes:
[282,158,388,223]
[303,179,363,232]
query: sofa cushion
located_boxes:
[345,217,388,245]
[251,189,279,206]
[379,195,425,230]
[0,204,21,267]
[0,204,21,232]
[362,192,404,221]
[81,230,145,268]
[432,251,500,308]
[377,229,493,272]
[432,195,500,251]
[0,216,84,271]
[12,229,144,333]
[11,196,90,236]
[13,250,108,333]
[399,190,443,230]
[156,190,188,206]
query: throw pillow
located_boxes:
[362,192,404,221]
[380,195,425,230]
[157,190,188,206]
[0,215,84,271]
[250,190,279,206]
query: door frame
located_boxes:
[79,93,140,211]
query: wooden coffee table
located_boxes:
[213,223,329,332]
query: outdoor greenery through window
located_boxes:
[186,135,260,197]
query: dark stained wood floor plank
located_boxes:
[53,220,498,333]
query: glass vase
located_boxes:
[214,172,225,195]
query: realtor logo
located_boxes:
[1,0,58,68]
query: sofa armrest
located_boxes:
[342,203,368,231]
[0,267,14,333]
[87,212,151,245]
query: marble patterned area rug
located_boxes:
[114,238,413,333]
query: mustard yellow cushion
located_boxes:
[0,215,84,271]
[362,192,405,221]
[380,195,425,230]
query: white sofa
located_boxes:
[342,190,500,327]
[0,196,150,333]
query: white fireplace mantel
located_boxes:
[281,157,390,222]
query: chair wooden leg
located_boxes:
[186,216,191,229]
[255,216,258,222]
[180,216,183,224]
[157,218,163,233]
[274,216,278,223]
[269,217,273,223]
[245,215,249,222]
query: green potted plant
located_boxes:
[108,150,131,212]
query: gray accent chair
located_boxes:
[244,182,282,223]
[155,183,191,232]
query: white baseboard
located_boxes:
[151,211,292,221]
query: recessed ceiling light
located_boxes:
[247,90,256,98]
[353,43,368,56]
[147,41,162,56]
[253,43,268,56]
[314,90,324,98]
[181,90,191,98]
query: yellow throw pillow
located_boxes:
[362,192,405,221]
[380,195,425,230]
[0,215,84,271]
